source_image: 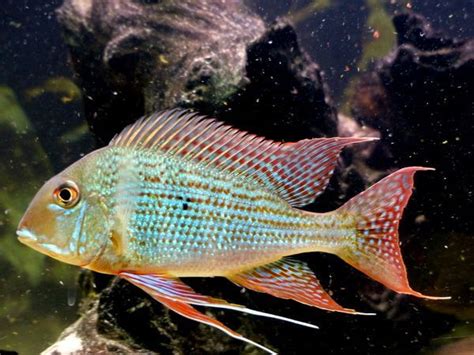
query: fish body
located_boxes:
[79,146,345,277]
[17,109,448,354]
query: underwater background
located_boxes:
[0,0,473,354]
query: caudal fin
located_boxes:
[336,167,449,300]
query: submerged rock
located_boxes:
[350,12,473,316]
[56,0,339,144]
[47,4,469,354]
[56,0,265,144]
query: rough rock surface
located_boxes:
[350,12,473,316]
[57,0,265,144]
[57,0,340,144]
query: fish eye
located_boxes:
[54,181,80,208]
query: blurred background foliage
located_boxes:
[0,80,90,353]
[0,8,94,348]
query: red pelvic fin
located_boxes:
[155,297,276,354]
[121,272,275,353]
[120,271,320,354]
[229,258,373,315]
[120,271,224,304]
[336,167,450,300]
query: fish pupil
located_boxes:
[59,188,72,202]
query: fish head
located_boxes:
[17,158,111,267]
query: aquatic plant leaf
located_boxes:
[0,86,53,284]
[25,76,81,104]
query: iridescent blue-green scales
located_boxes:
[90,146,350,276]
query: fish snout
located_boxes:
[17,212,40,244]
[16,204,41,244]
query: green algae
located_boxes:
[340,0,396,114]
[358,0,396,70]
[288,0,332,25]
[59,122,90,145]
[25,76,82,104]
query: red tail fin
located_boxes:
[337,167,449,300]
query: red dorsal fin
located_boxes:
[110,109,375,206]
[228,258,373,315]
[336,167,450,300]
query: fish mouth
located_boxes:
[17,228,70,259]
[17,228,38,244]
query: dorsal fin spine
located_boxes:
[156,114,197,150]
[201,127,238,167]
[237,141,280,177]
[129,116,151,145]
[135,110,176,146]
[189,121,225,161]
[174,119,213,157]
[222,135,261,173]
[165,117,202,153]
[205,131,248,170]
[146,111,187,148]
[165,113,204,151]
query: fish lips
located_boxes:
[16,227,38,244]
[16,227,71,259]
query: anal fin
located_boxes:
[229,258,373,315]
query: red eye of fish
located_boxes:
[54,181,80,208]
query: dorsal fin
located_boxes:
[110,109,375,207]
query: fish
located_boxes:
[17,109,449,354]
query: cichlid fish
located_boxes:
[17,109,448,353]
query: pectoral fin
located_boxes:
[229,258,374,315]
